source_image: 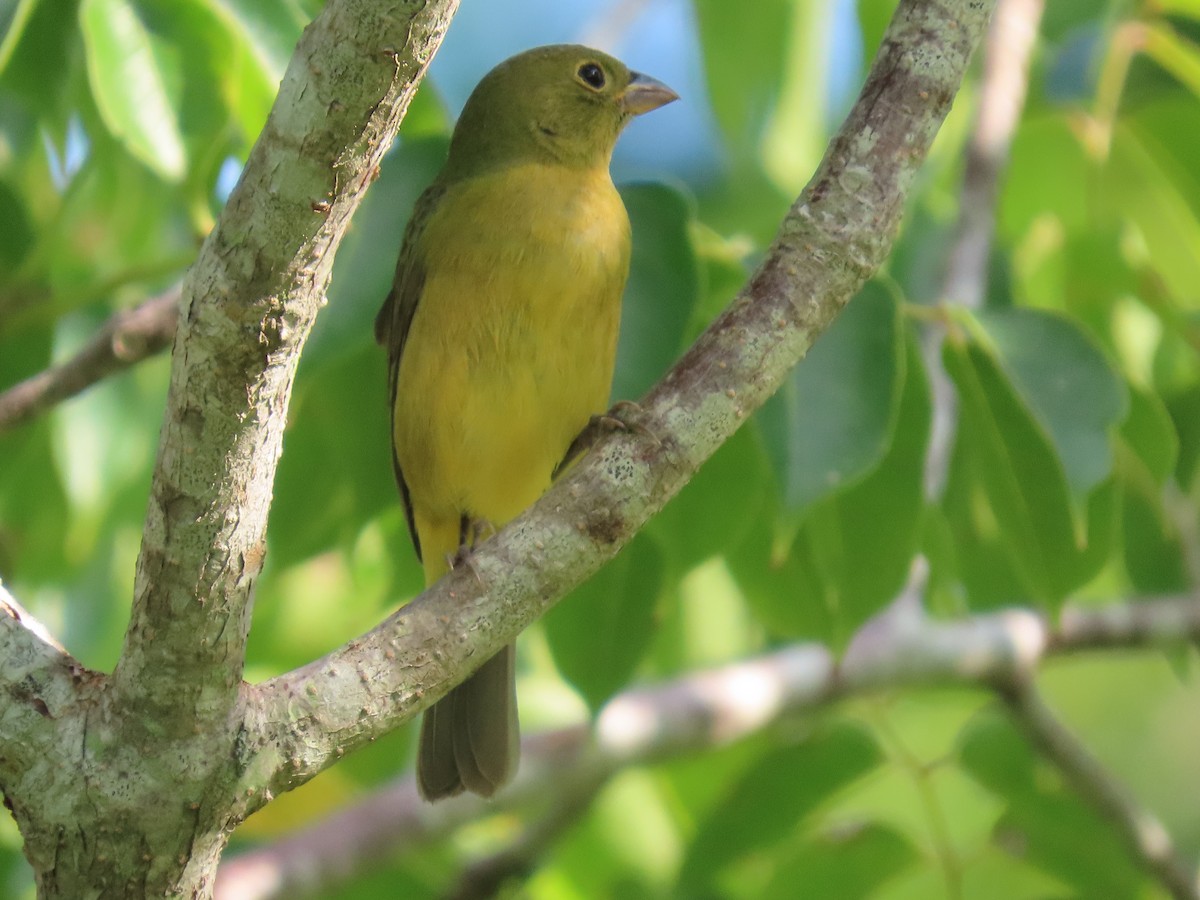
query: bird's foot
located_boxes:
[445,517,496,583]
[554,400,660,478]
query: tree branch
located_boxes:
[0,286,180,435]
[0,581,95,781]
[1001,682,1200,900]
[238,0,996,805]
[4,1,462,892]
[110,0,459,723]
[217,592,1200,900]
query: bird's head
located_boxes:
[443,44,678,176]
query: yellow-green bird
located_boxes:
[375,45,677,800]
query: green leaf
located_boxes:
[1117,388,1188,593]
[0,0,39,76]
[968,307,1127,501]
[544,532,665,712]
[649,424,768,572]
[1120,383,1179,487]
[856,0,897,68]
[194,0,307,144]
[204,0,304,81]
[678,723,883,893]
[761,1,834,193]
[793,331,930,642]
[80,0,186,181]
[0,0,77,119]
[763,823,918,900]
[269,341,399,569]
[0,179,34,271]
[942,331,1106,606]
[1120,481,1189,593]
[1001,117,1091,239]
[1104,120,1200,305]
[1155,0,1200,18]
[613,182,700,402]
[693,0,789,164]
[759,282,905,519]
[1168,385,1200,490]
[0,421,69,582]
[1142,21,1200,98]
[960,712,1146,898]
[727,493,836,639]
[958,712,1037,796]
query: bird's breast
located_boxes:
[395,162,631,524]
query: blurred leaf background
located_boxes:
[2,0,1200,897]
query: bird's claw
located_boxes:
[554,400,660,478]
[446,517,496,583]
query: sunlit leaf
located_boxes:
[1142,21,1200,98]
[693,0,789,163]
[80,0,187,181]
[0,0,38,75]
[1001,117,1090,238]
[1104,120,1200,306]
[198,0,308,143]
[763,823,917,900]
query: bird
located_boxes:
[375,44,677,801]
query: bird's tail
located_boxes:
[417,642,519,799]
[415,523,519,800]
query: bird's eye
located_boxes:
[577,62,606,90]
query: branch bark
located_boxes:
[0,286,180,434]
[216,592,1200,900]
[238,0,997,806]
[2,2,459,896]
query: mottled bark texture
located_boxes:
[1,1,459,896]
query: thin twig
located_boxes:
[0,285,180,434]
[1001,681,1200,900]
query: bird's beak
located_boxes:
[619,71,679,116]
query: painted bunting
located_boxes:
[375,45,677,800]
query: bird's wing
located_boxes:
[375,182,447,562]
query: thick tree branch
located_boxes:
[0,582,93,778]
[111,0,459,720]
[239,0,996,805]
[218,593,1200,900]
[0,286,180,435]
[5,1,460,894]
